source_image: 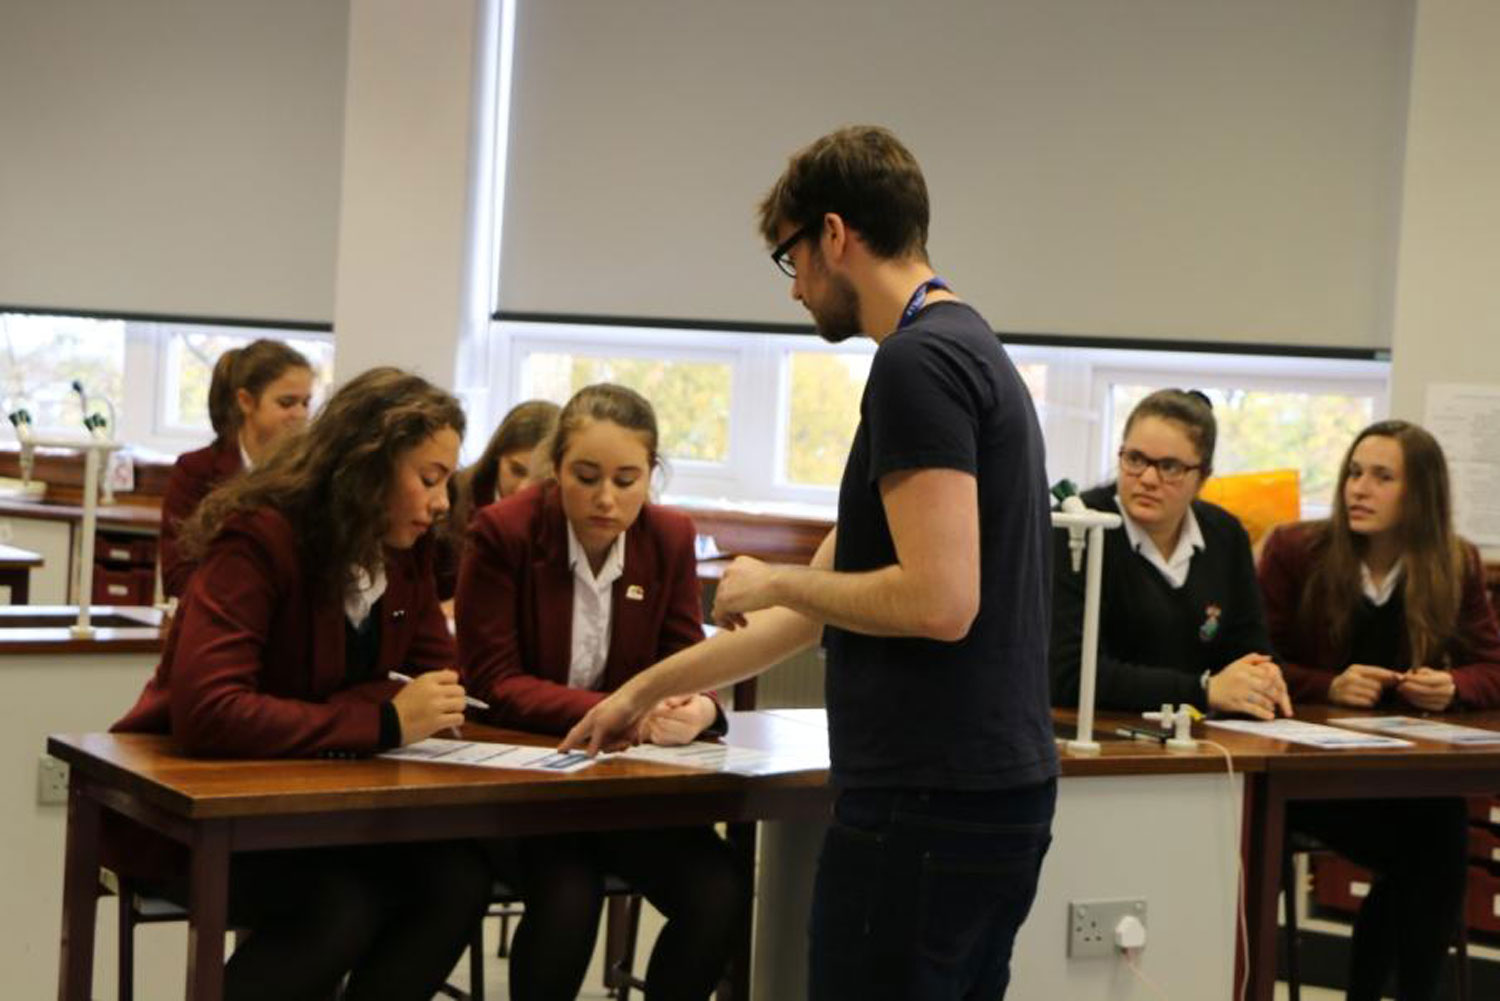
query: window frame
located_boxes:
[1086,351,1390,517]
[492,317,1392,518]
[503,319,756,499]
[142,323,336,447]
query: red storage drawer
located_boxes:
[1310,853,1373,915]
[95,532,156,566]
[1465,864,1500,935]
[92,566,155,605]
[1467,796,1500,826]
[1469,824,1500,864]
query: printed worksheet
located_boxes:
[1205,718,1413,749]
[1328,716,1500,745]
[380,738,598,773]
[618,741,777,774]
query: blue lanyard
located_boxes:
[898,277,951,329]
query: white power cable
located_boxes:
[1123,946,1173,1001]
[1199,738,1248,1001]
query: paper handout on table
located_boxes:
[1328,716,1500,745]
[1206,718,1413,749]
[380,738,598,773]
[618,740,777,775]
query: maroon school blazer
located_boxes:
[1259,521,1500,707]
[115,506,455,757]
[455,482,705,735]
[159,440,243,599]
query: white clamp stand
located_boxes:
[1053,501,1124,755]
[8,414,123,638]
[1143,703,1199,751]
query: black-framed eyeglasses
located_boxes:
[1118,448,1202,484]
[770,223,815,278]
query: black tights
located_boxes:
[493,827,749,1001]
[1290,797,1469,1001]
[191,840,491,1001]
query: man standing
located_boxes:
[564,125,1058,999]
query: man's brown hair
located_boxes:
[757,125,930,261]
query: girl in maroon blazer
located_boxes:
[115,367,490,1001]
[457,383,746,1001]
[1260,419,1500,1001]
[434,397,560,602]
[159,338,314,598]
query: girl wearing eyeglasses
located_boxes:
[1257,420,1500,1001]
[456,383,746,1001]
[1050,388,1290,718]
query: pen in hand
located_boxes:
[388,670,486,740]
[388,671,490,711]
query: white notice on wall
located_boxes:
[1424,384,1500,547]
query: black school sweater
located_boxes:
[1050,484,1271,711]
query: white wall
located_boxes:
[754,773,1242,1000]
[0,651,179,1001]
[1387,0,1500,419]
[330,0,498,420]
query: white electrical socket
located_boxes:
[37,755,69,806]
[1068,898,1147,958]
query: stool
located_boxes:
[1281,834,1470,1001]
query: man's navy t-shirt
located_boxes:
[826,300,1059,791]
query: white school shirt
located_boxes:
[1360,560,1404,607]
[1115,493,1206,590]
[565,524,626,691]
[344,564,387,630]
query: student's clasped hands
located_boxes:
[635,694,717,746]
[1329,663,1455,711]
[562,692,715,756]
[1208,653,1292,720]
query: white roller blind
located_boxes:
[500,0,1413,351]
[0,0,348,325]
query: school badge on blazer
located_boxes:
[1199,603,1222,642]
[626,584,645,601]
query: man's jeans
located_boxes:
[808,779,1055,1001]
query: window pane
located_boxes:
[1017,362,1047,406]
[167,330,335,431]
[522,353,731,463]
[783,352,870,487]
[782,354,1048,489]
[1109,384,1375,506]
[0,313,125,432]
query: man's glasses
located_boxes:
[770,223,815,278]
[1118,448,1202,484]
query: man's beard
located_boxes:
[811,271,862,344]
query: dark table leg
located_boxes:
[57,779,101,1001]
[1243,774,1285,1001]
[0,567,28,605]
[718,821,758,1001]
[186,822,231,1001]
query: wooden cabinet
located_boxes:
[90,528,159,605]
